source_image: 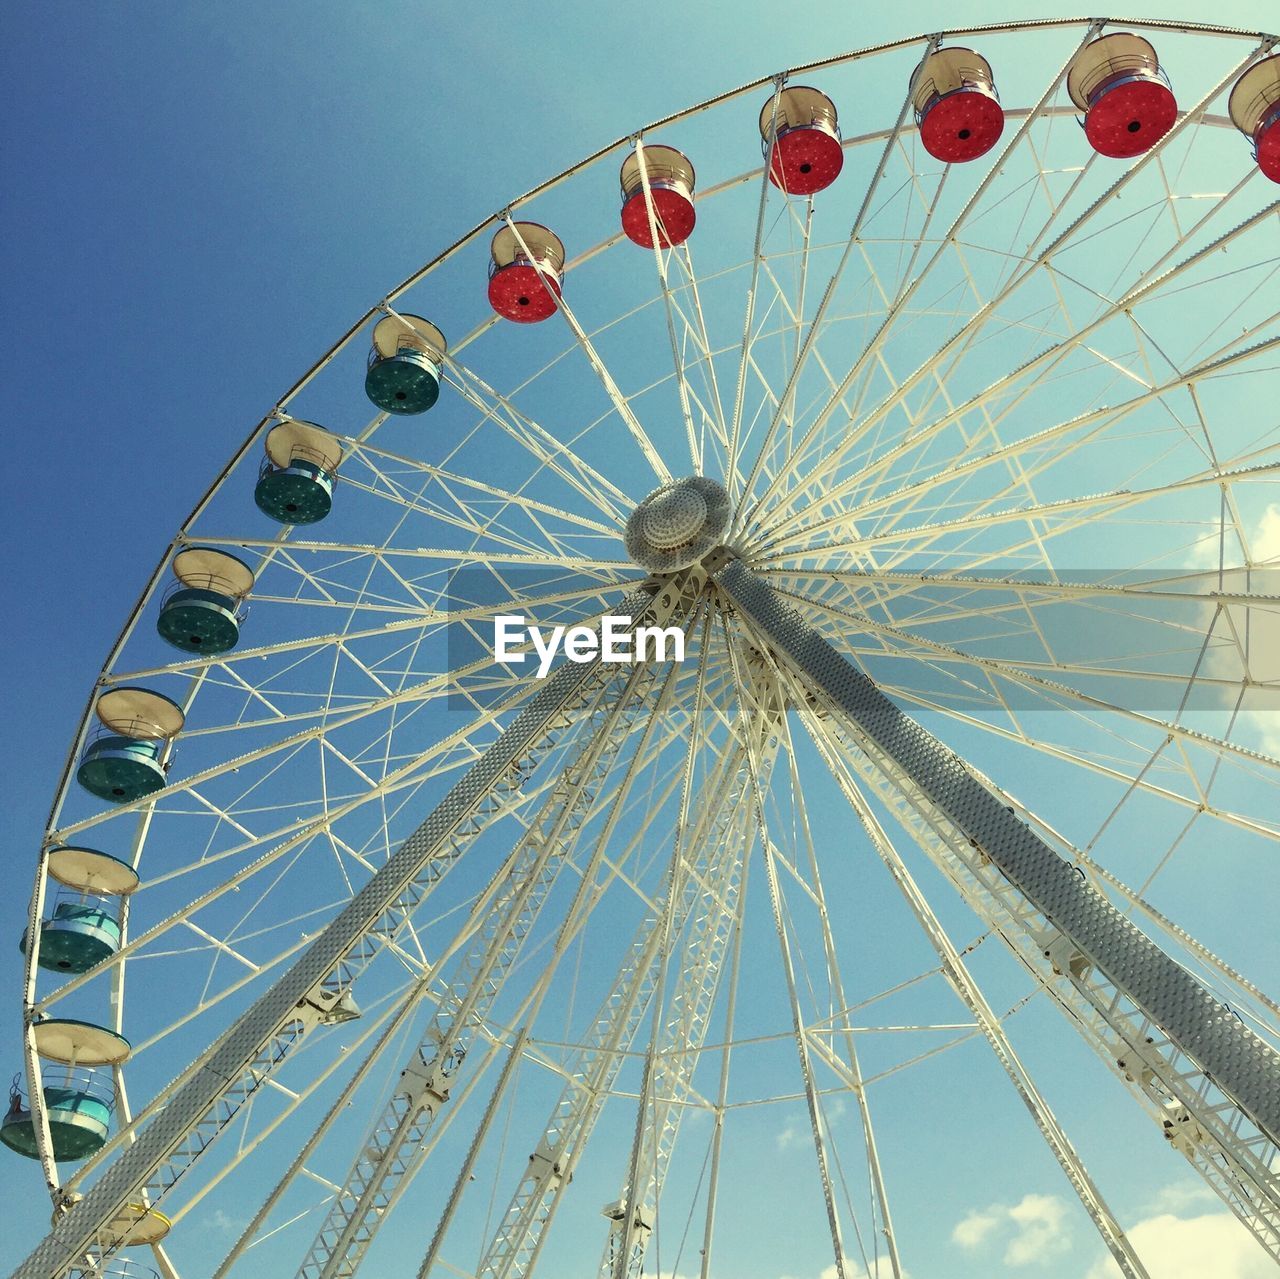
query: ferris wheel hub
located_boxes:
[625,476,731,573]
[643,487,706,548]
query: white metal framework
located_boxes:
[11,16,1280,1279]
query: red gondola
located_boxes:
[759,86,843,195]
[1068,33,1177,159]
[1230,54,1280,184]
[620,145,697,249]
[488,223,565,323]
[912,48,1005,163]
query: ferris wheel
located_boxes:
[8,17,1280,1279]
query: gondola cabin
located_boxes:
[19,847,138,975]
[759,86,843,195]
[95,1203,173,1249]
[1229,55,1280,183]
[620,145,697,249]
[45,1196,173,1257]
[254,420,344,525]
[1068,32,1177,158]
[76,686,184,803]
[365,314,447,414]
[912,47,1005,162]
[488,223,565,322]
[156,547,254,655]
[1,1020,130,1162]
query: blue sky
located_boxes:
[3,4,1278,1278]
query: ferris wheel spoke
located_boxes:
[858,312,1280,540]
[498,214,671,487]
[339,459,624,571]
[334,475,611,568]
[607,610,720,1279]
[631,139,700,472]
[468,722,759,1279]
[732,33,939,529]
[342,439,614,535]
[765,567,1280,618]
[723,642,854,1279]
[801,602,1270,752]
[672,238,731,456]
[821,623,1258,703]
[882,683,1280,851]
[741,253,872,507]
[725,76,786,506]
[789,696,1151,1277]
[601,618,771,1279]
[762,458,1280,563]
[743,25,1105,532]
[856,201,1280,507]
[757,45,1270,534]
[725,639,904,1279]
[779,583,1280,773]
[774,707,905,1278]
[762,379,1280,560]
[294,655,677,1279]
[442,355,633,523]
[717,555,1280,1259]
[761,268,1280,551]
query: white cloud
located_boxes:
[776,1119,805,1150]
[1244,503,1280,753]
[816,1256,906,1279]
[1004,1194,1070,1265]
[951,1194,1071,1266]
[777,1099,848,1150]
[1085,1209,1273,1279]
[952,1206,1002,1248]
[1144,1180,1218,1216]
[1192,502,1280,757]
[780,1254,905,1279]
[1253,503,1280,562]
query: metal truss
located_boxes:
[15,19,1280,1279]
[714,555,1280,1263]
[600,658,785,1279]
[14,584,687,1279]
[297,658,667,1279]
[465,721,769,1279]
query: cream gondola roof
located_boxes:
[371,313,447,361]
[1067,32,1162,110]
[171,546,254,597]
[758,85,838,138]
[45,846,139,896]
[94,687,184,740]
[490,222,565,271]
[264,419,344,473]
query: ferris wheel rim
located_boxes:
[30,13,1278,806]
[13,16,1280,1279]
